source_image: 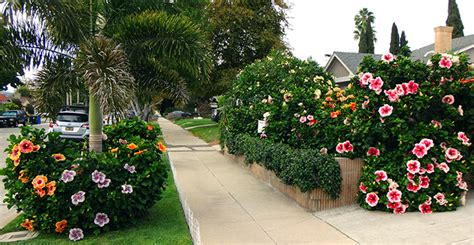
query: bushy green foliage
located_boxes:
[225,132,341,198]
[348,53,473,213]
[104,117,161,145]
[2,121,167,240]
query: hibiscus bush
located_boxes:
[348,53,473,213]
[2,122,168,240]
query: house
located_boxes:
[0,93,9,104]
[325,26,473,87]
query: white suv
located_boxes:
[50,111,89,140]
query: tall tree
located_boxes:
[389,22,400,55]
[399,31,411,57]
[207,0,288,98]
[446,0,464,38]
[354,8,376,54]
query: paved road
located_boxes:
[0,124,49,228]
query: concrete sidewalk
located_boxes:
[159,118,354,244]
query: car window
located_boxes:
[57,113,88,123]
[2,111,17,116]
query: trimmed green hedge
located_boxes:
[224,132,342,199]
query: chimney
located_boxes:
[434,26,453,53]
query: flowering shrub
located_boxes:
[104,117,161,144]
[2,122,167,240]
[348,53,473,213]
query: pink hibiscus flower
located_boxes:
[418,203,432,214]
[419,176,430,189]
[434,193,447,205]
[457,132,471,146]
[299,116,307,123]
[441,95,455,105]
[407,172,414,180]
[94,213,110,227]
[412,143,427,158]
[387,202,401,209]
[401,83,409,95]
[386,189,402,203]
[420,138,434,150]
[382,53,394,63]
[456,181,468,191]
[384,89,399,102]
[366,147,380,157]
[426,164,435,174]
[71,191,86,205]
[307,115,314,121]
[375,170,388,183]
[359,72,373,86]
[437,162,450,173]
[336,143,344,153]
[406,80,419,94]
[445,147,461,161]
[439,56,452,69]
[407,181,421,193]
[393,204,408,214]
[359,182,367,193]
[69,228,84,241]
[395,84,405,96]
[406,160,421,174]
[369,77,384,91]
[431,120,442,128]
[378,104,393,117]
[343,140,353,152]
[365,192,379,207]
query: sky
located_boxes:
[285,0,474,66]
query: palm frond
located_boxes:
[76,35,135,115]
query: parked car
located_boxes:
[0,110,28,127]
[50,111,89,140]
[165,111,192,120]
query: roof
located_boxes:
[326,52,382,75]
[0,94,8,102]
[411,34,474,61]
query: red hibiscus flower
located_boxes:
[387,202,401,209]
[378,104,393,117]
[441,95,455,105]
[19,139,34,154]
[382,53,394,63]
[374,170,388,183]
[335,143,344,153]
[365,192,379,207]
[359,182,367,193]
[431,120,442,128]
[386,189,402,203]
[401,83,409,95]
[343,140,353,152]
[406,160,421,174]
[307,119,318,126]
[384,89,399,102]
[411,143,427,158]
[418,203,432,214]
[366,147,380,157]
[434,193,447,205]
[419,176,430,189]
[395,84,405,96]
[437,162,450,173]
[457,132,471,146]
[359,72,373,86]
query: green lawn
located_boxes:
[0,156,192,245]
[174,118,216,128]
[188,125,220,145]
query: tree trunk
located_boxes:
[89,93,103,152]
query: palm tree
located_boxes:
[3,0,212,152]
[354,8,377,53]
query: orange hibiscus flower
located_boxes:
[33,145,41,152]
[32,175,48,189]
[19,139,34,154]
[110,148,119,153]
[36,188,46,197]
[349,102,357,112]
[9,145,21,161]
[127,143,138,150]
[55,220,68,233]
[156,142,166,153]
[330,110,341,119]
[18,170,29,183]
[147,124,153,131]
[46,181,56,196]
[21,219,34,231]
[13,158,20,167]
[134,149,148,155]
[52,153,66,162]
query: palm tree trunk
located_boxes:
[89,93,103,152]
